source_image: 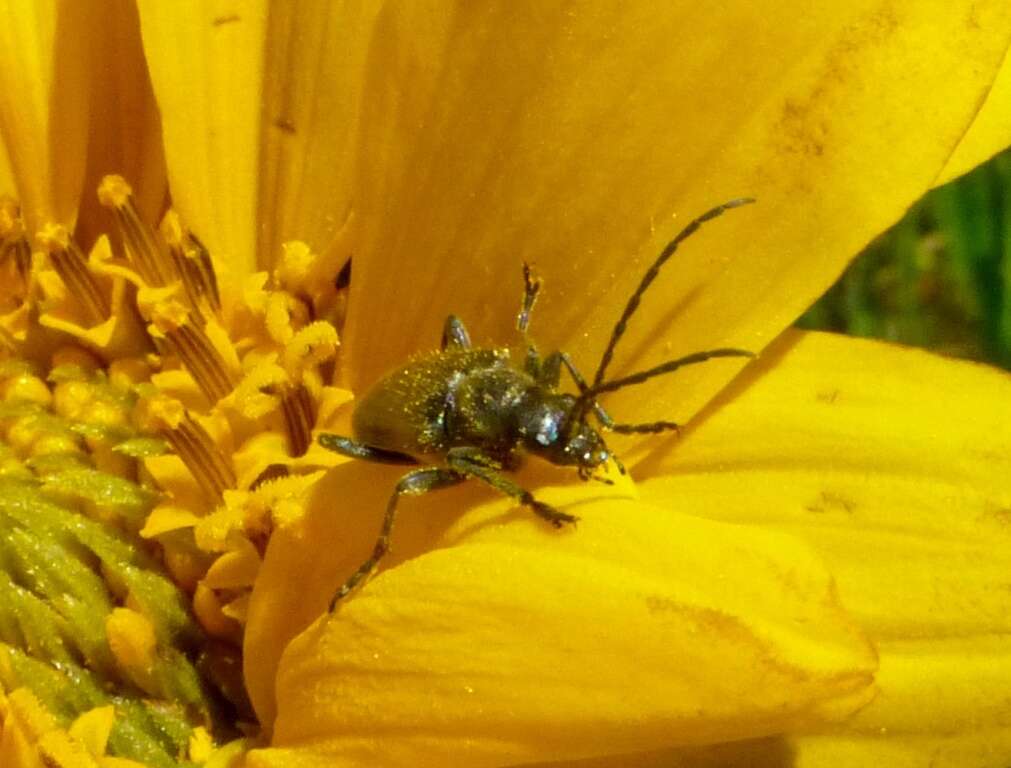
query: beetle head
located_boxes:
[518,392,610,475]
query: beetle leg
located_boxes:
[534,350,562,387]
[329,467,466,611]
[550,355,680,436]
[545,350,618,428]
[317,433,418,465]
[446,447,578,528]
[523,343,542,379]
[516,262,541,334]
[441,314,472,350]
[578,400,679,435]
[517,264,549,379]
[608,420,680,434]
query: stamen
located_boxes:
[161,211,222,313]
[98,175,175,287]
[36,224,110,325]
[280,384,315,457]
[0,197,31,285]
[277,323,336,455]
[281,320,339,376]
[148,300,237,404]
[147,397,236,500]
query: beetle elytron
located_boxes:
[320,198,755,610]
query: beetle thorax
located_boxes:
[444,366,534,454]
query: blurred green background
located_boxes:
[797,147,1011,370]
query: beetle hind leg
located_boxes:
[318,433,418,465]
[329,466,466,611]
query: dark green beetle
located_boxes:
[320,198,754,610]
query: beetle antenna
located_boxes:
[589,198,756,392]
[581,347,753,399]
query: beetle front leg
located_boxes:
[516,262,541,334]
[329,466,466,611]
[446,447,578,528]
[543,351,623,429]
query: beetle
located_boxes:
[319,198,755,610]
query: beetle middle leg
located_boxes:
[330,466,466,611]
[446,447,578,528]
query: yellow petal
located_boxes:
[68,707,114,759]
[594,640,1011,768]
[782,635,1011,767]
[205,738,253,768]
[246,464,874,760]
[37,730,100,768]
[188,726,214,763]
[637,330,1011,638]
[936,44,1011,185]
[343,1,1011,434]
[136,0,267,277]
[139,505,201,538]
[97,759,147,768]
[74,0,167,248]
[0,136,13,198]
[1,689,56,768]
[0,1,95,231]
[257,1,381,264]
[638,330,1011,764]
[204,540,261,589]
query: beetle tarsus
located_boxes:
[531,499,578,528]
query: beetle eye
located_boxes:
[535,414,558,446]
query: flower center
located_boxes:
[0,361,244,765]
[0,175,350,763]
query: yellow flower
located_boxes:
[0,1,1010,767]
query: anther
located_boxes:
[280,384,315,457]
[36,224,110,324]
[98,175,175,288]
[276,323,336,455]
[145,396,236,500]
[148,300,237,404]
[0,197,31,283]
[160,211,221,313]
